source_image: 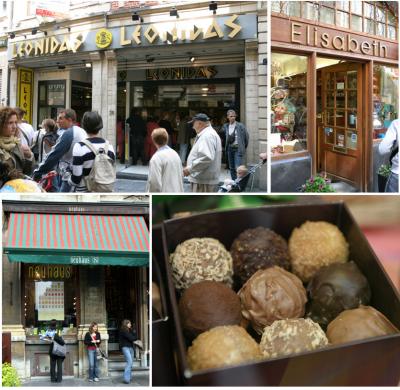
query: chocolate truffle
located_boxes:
[179,281,242,339]
[289,221,349,282]
[170,237,233,290]
[327,305,399,345]
[238,266,307,334]
[260,318,329,359]
[307,262,371,327]
[230,227,290,286]
[187,325,261,371]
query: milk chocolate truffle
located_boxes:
[260,318,329,359]
[187,325,261,371]
[170,238,233,290]
[179,281,242,339]
[289,221,349,282]
[231,227,290,286]
[327,305,399,345]
[238,266,307,334]
[307,262,371,327]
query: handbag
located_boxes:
[96,346,107,360]
[52,339,66,357]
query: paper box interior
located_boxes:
[159,202,400,386]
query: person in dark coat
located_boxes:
[126,109,147,165]
[84,322,101,382]
[40,319,65,383]
[119,319,137,384]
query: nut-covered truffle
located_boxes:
[170,238,233,290]
[187,325,261,371]
[289,221,349,282]
[238,266,307,334]
[327,305,399,345]
[179,281,242,339]
[260,318,329,359]
[230,227,290,286]
[307,262,371,327]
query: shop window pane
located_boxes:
[364,2,375,19]
[348,91,357,109]
[351,15,362,32]
[364,18,375,35]
[348,110,357,128]
[375,6,386,22]
[351,1,362,14]
[336,1,349,11]
[388,25,396,40]
[347,71,357,90]
[372,65,399,140]
[346,130,358,150]
[320,6,335,25]
[336,111,345,127]
[327,109,335,126]
[376,22,386,37]
[322,2,335,7]
[336,91,345,108]
[327,93,334,108]
[336,129,345,147]
[388,12,396,25]
[336,11,349,28]
[303,2,318,21]
[286,1,301,17]
[271,52,308,156]
[271,1,281,13]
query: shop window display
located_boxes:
[271,53,308,155]
[372,65,399,139]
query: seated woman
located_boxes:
[0,107,33,175]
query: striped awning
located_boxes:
[4,213,149,266]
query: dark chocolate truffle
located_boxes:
[179,281,242,338]
[231,227,290,286]
[260,318,328,359]
[307,262,371,327]
[327,305,399,344]
[289,221,349,282]
[238,266,307,334]
[170,237,233,290]
[187,325,261,371]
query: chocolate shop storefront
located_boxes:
[2,199,149,380]
[271,1,398,192]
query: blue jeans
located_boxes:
[385,172,399,192]
[59,180,72,192]
[87,349,99,380]
[122,346,134,383]
[227,145,243,180]
[179,143,188,163]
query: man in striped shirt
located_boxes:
[68,111,116,192]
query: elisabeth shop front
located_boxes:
[2,197,149,380]
[271,1,398,192]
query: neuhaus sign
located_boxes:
[8,13,257,59]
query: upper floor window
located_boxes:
[272,1,398,40]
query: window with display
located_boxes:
[271,52,308,155]
[272,1,398,40]
[372,65,399,139]
[22,264,79,333]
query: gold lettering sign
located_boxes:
[28,265,73,280]
[290,22,388,58]
[146,66,218,80]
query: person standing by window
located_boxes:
[379,119,399,192]
[119,319,136,384]
[84,322,101,382]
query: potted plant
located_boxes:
[2,363,21,387]
[377,164,391,192]
[299,174,335,193]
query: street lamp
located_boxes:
[209,1,217,14]
[170,7,179,18]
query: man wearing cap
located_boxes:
[183,113,222,192]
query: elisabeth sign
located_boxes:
[8,14,257,59]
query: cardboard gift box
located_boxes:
[156,201,400,386]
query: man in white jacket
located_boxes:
[183,113,222,192]
[147,128,184,192]
[379,119,399,192]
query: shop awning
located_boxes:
[4,213,149,266]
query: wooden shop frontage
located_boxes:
[2,200,149,381]
[270,1,398,192]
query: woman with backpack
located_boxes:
[68,111,116,192]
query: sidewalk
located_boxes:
[21,371,149,387]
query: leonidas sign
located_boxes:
[271,15,398,61]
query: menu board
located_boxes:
[36,281,64,321]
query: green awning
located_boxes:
[4,213,149,266]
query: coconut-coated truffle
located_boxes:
[327,305,399,345]
[187,325,261,371]
[170,237,233,290]
[307,262,371,327]
[238,266,307,334]
[289,221,349,282]
[260,318,329,359]
[231,227,290,286]
[179,281,242,339]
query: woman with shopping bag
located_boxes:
[84,322,102,382]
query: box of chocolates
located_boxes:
[156,202,400,386]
